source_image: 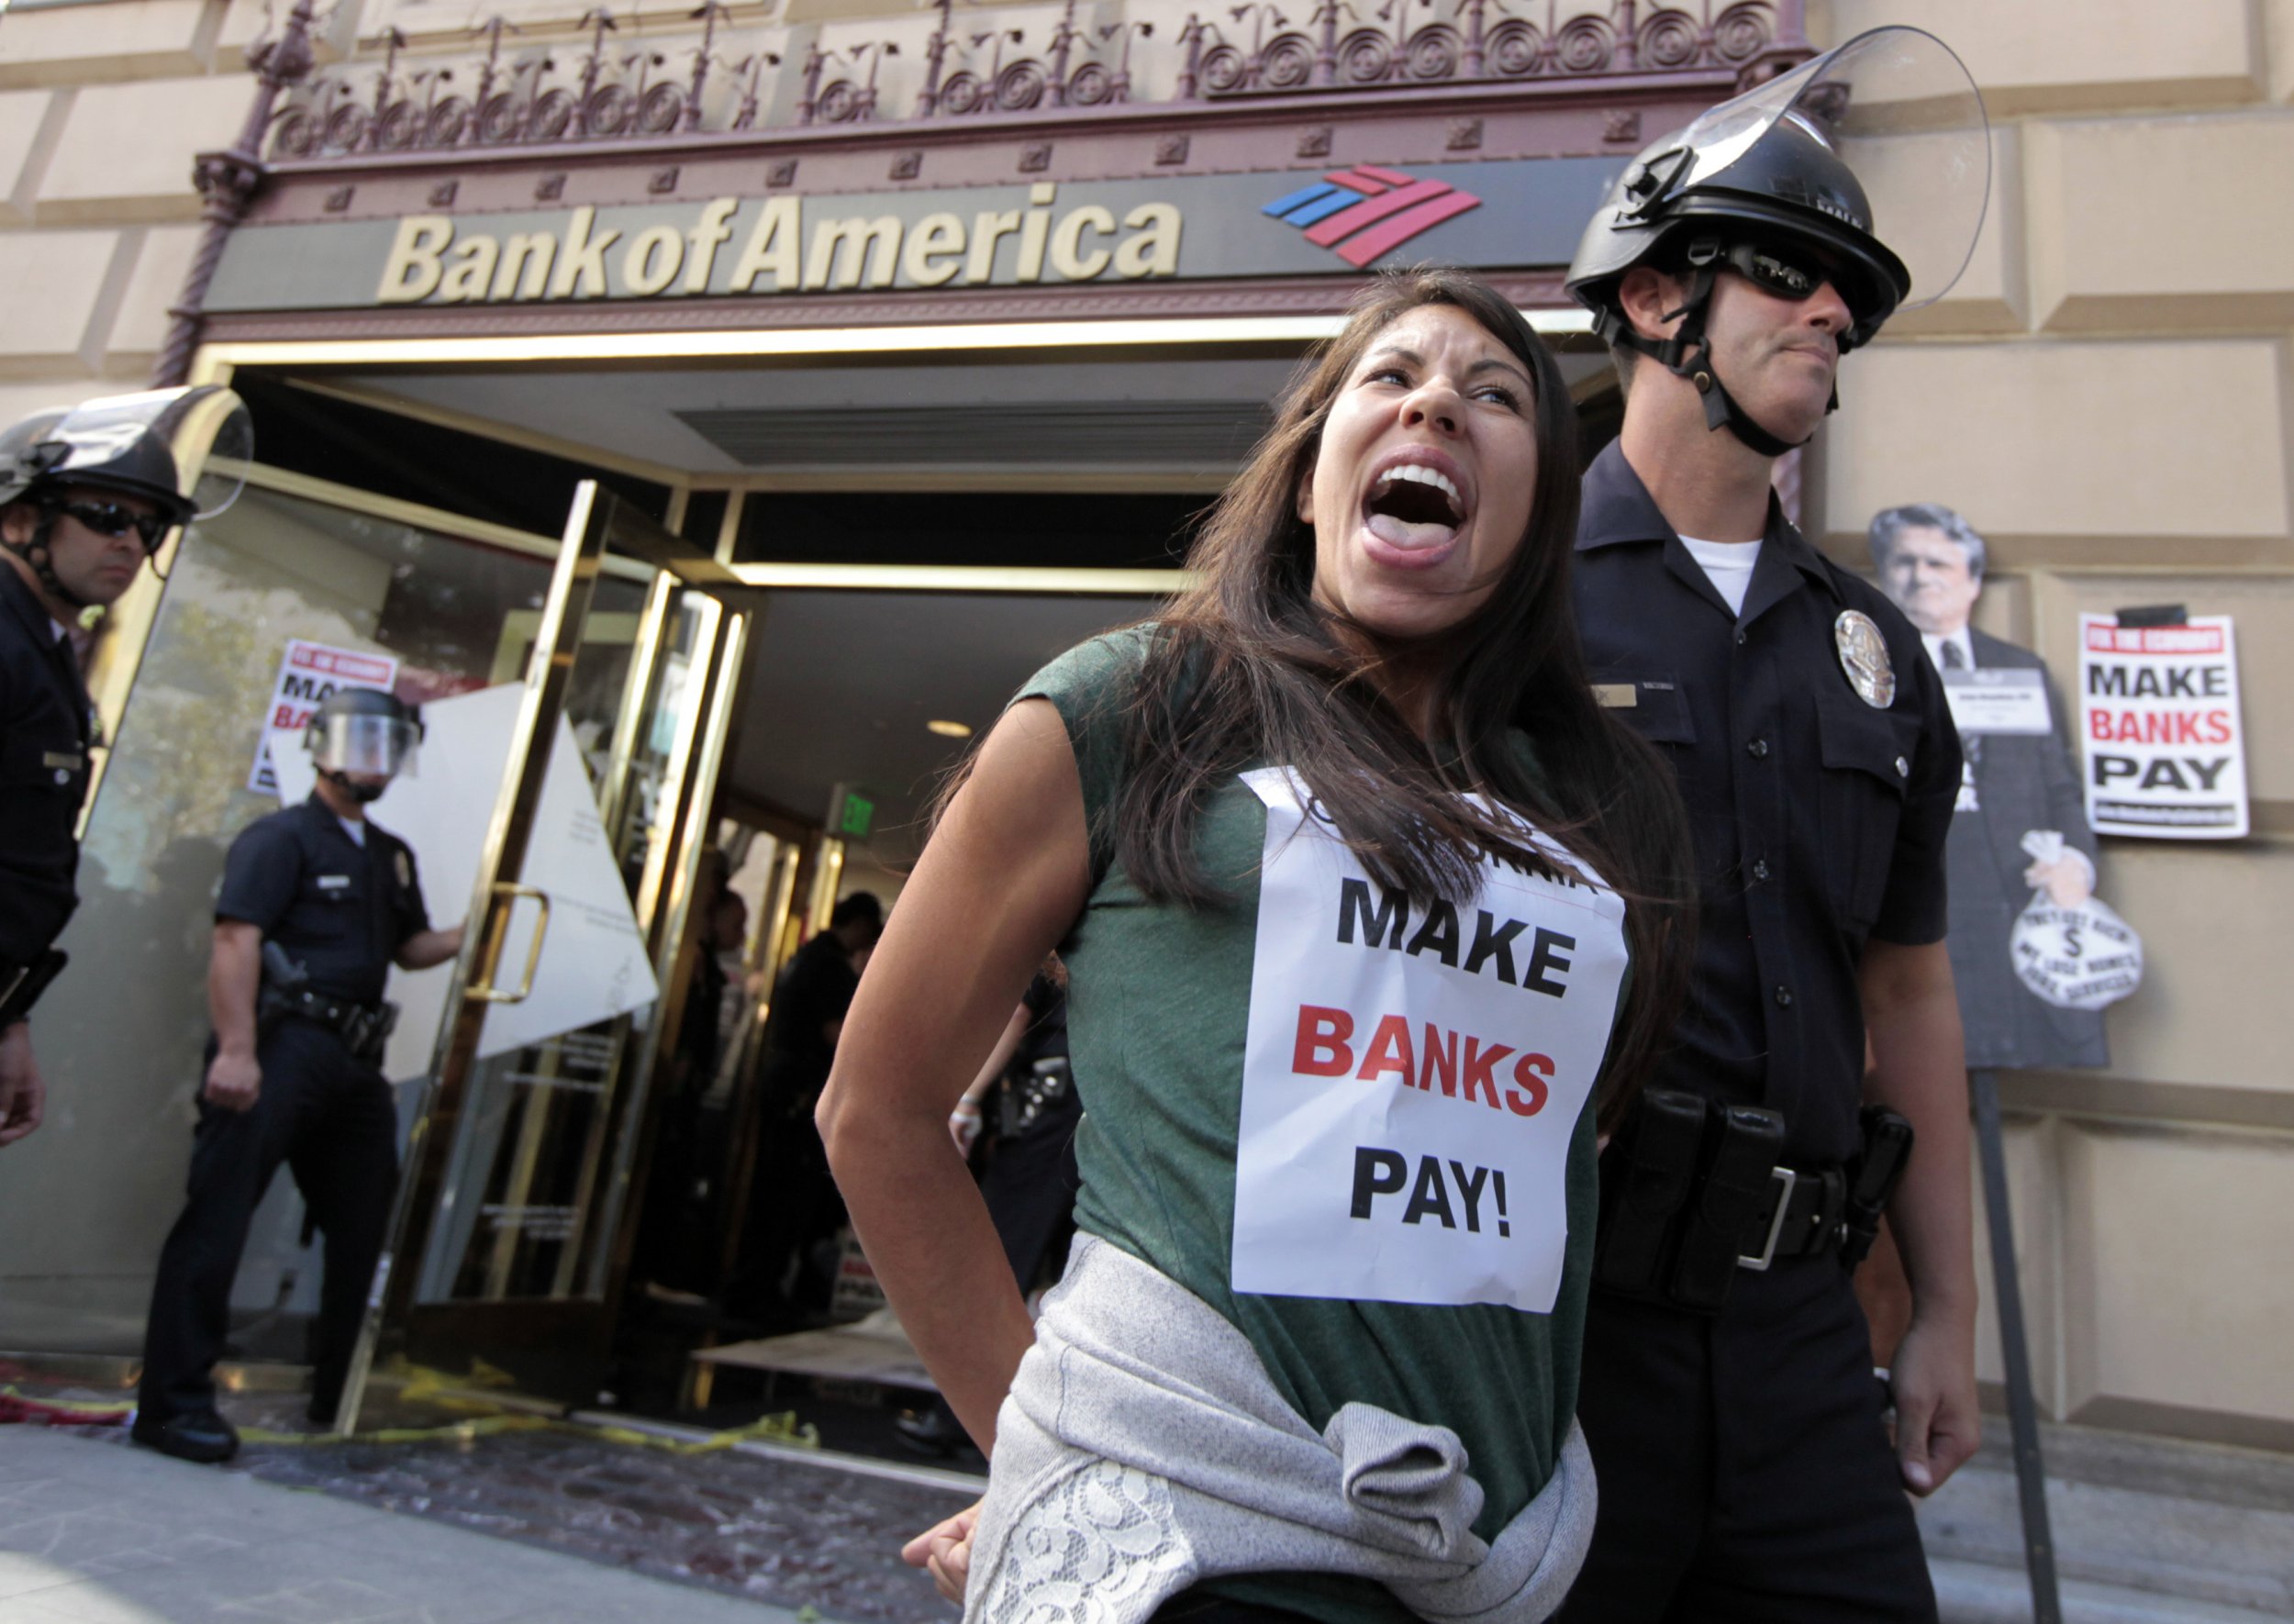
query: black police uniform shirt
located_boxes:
[0,563,95,972]
[215,795,431,1008]
[1572,439,1960,1166]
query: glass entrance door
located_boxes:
[337,484,751,1428]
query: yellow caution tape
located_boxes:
[7,1364,819,1456]
[0,1385,135,1420]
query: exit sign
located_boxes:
[834,788,874,839]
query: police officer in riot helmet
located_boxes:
[0,389,217,1149]
[1559,30,1988,1620]
[135,686,463,1463]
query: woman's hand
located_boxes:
[903,1498,983,1606]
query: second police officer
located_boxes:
[0,389,239,1148]
[135,687,463,1463]
[1558,30,1989,1621]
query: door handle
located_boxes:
[468,882,551,1004]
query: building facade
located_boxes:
[0,0,2288,1452]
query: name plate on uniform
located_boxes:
[1942,668,2051,735]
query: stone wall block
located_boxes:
[0,0,226,89]
[1823,0,2261,115]
[0,228,128,376]
[2271,0,2294,102]
[2081,840,2294,1094]
[2029,110,2294,331]
[1819,339,2290,551]
[1879,122,2027,338]
[2061,1121,2294,1437]
[37,76,249,225]
[0,88,64,226]
[107,224,203,362]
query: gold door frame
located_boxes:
[331,478,620,1432]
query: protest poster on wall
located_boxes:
[249,639,398,795]
[2078,614,2247,840]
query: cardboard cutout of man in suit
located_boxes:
[1869,504,2108,1069]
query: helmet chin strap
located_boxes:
[1604,261,1839,461]
[5,508,93,613]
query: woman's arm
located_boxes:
[817,698,1095,1453]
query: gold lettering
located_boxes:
[805,215,901,291]
[966,209,1020,284]
[1015,181,1055,284]
[1048,205,1116,282]
[623,224,685,296]
[547,206,619,299]
[902,213,966,287]
[491,231,556,301]
[377,216,452,304]
[684,197,741,294]
[436,234,499,304]
[1116,203,1182,279]
[729,197,801,293]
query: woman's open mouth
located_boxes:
[1361,462,1467,569]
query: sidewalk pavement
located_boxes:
[0,1427,817,1624]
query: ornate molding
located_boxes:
[261,0,1807,164]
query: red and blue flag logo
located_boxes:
[1262,165,1485,269]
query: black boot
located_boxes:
[892,1400,969,1458]
[131,1408,240,1464]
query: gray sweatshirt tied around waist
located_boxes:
[963,1234,1596,1624]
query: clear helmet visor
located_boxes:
[1665,26,1990,313]
[309,713,420,779]
[50,386,253,520]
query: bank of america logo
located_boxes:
[1263,166,1485,269]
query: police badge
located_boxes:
[1833,611,1896,707]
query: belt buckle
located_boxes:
[1738,1166,1798,1273]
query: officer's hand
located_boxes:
[204,1049,262,1113]
[1888,1311,1980,1496]
[0,1022,45,1147]
[901,1496,981,1606]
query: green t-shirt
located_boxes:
[1018,628,1609,1624]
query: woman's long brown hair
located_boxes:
[971,268,1692,1126]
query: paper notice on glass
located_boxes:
[252,640,397,795]
[2077,614,2248,840]
[1941,667,2052,735]
[271,683,658,1074]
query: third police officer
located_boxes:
[1558,30,1990,1621]
[136,687,463,1463]
[0,389,236,1147]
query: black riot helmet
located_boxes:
[306,686,424,802]
[1566,27,1989,456]
[0,385,254,607]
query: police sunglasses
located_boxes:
[55,498,172,552]
[1717,238,1881,324]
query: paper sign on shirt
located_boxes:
[1232,769,1629,1314]
[251,640,398,795]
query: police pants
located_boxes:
[1556,1257,1937,1624]
[139,1019,399,1425]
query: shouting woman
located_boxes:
[818,268,1694,1624]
